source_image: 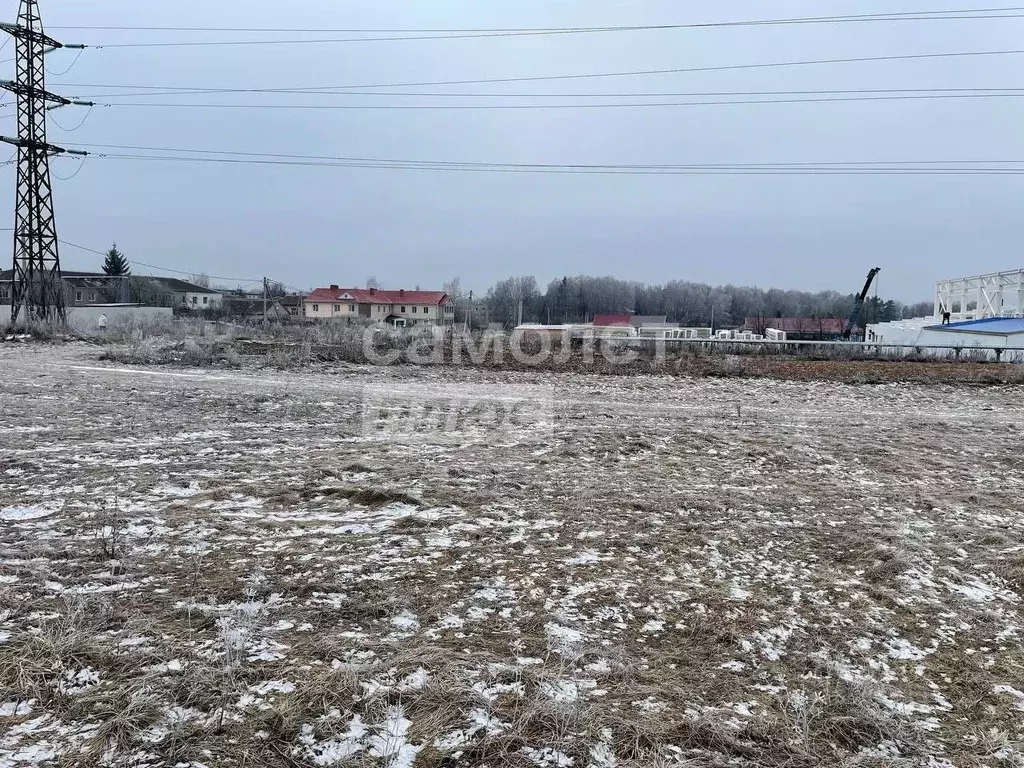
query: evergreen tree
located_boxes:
[102,243,130,276]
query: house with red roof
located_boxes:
[592,314,633,327]
[304,285,455,327]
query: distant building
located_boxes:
[221,295,289,321]
[0,269,130,306]
[137,277,223,310]
[279,294,305,319]
[304,286,455,327]
[868,317,1024,362]
[630,315,672,328]
[745,317,847,341]
[593,314,633,327]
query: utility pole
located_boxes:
[262,277,269,324]
[1,1,89,325]
[467,290,473,332]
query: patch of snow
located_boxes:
[567,550,601,566]
[522,746,575,767]
[391,611,420,631]
[368,707,421,768]
[0,700,33,717]
[0,506,53,522]
[993,684,1024,711]
[545,622,584,646]
[250,680,296,696]
[633,696,668,714]
[296,716,367,765]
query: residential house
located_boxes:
[304,286,455,326]
[593,314,634,327]
[629,315,672,329]
[139,277,224,310]
[279,294,305,320]
[0,269,130,306]
[221,295,290,322]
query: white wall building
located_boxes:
[867,269,1024,362]
[867,317,1024,362]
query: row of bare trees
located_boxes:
[469,274,930,330]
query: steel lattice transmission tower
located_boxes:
[0,1,86,325]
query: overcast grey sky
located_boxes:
[5,1,1023,299]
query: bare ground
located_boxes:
[1,344,1023,767]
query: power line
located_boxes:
[83,155,1024,176]
[60,142,1024,169]
[83,92,1024,110]
[66,87,1024,101]
[48,7,1024,44]
[56,238,261,282]
[69,87,1024,100]
[50,49,1024,93]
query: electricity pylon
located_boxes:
[0,1,87,324]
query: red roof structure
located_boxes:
[306,287,448,305]
[593,313,633,327]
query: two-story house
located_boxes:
[304,286,455,326]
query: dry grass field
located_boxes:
[1,343,1022,767]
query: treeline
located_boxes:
[473,275,931,329]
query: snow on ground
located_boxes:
[0,344,1022,766]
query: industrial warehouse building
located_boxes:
[867,269,1024,362]
[868,317,1024,362]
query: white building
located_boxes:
[869,269,1024,362]
[144,277,224,310]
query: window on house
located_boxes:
[75,291,82,302]
[334,304,340,312]
[192,296,198,305]
[412,307,417,314]
[203,296,208,305]
[312,303,319,312]
[400,306,406,313]
[423,306,429,314]
[349,304,355,312]
[90,292,96,302]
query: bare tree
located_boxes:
[190,273,211,289]
[366,276,381,289]
[443,276,462,301]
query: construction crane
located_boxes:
[842,267,881,340]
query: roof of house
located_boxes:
[145,276,221,294]
[306,287,448,305]
[0,269,116,281]
[630,315,670,327]
[593,313,633,327]
[746,317,848,334]
[279,294,304,306]
[926,317,1024,335]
